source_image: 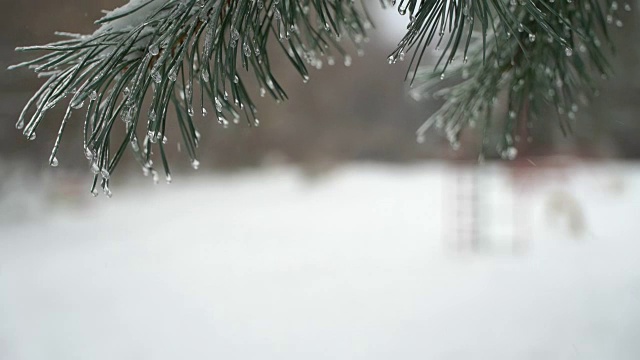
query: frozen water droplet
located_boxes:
[253,118,260,127]
[147,130,156,143]
[231,28,240,41]
[243,42,251,57]
[259,87,266,97]
[151,71,162,83]
[27,132,36,141]
[505,146,518,160]
[201,68,209,82]
[191,159,200,170]
[71,99,84,109]
[89,90,98,101]
[101,169,110,180]
[149,44,159,56]
[529,33,536,42]
[84,148,94,160]
[50,156,59,167]
[344,55,352,67]
[565,47,573,56]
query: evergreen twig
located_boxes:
[8,0,625,194]
[407,0,621,157]
[10,0,370,196]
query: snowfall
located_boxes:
[1,161,639,359]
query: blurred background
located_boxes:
[1,1,639,359]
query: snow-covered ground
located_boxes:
[1,162,639,360]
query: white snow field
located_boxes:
[1,162,639,360]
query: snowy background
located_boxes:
[2,161,640,359]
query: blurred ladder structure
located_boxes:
[446,163,530,254]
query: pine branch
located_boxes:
[10,0,370,196]
[9,0,625,195]
[407,0,623,157]
[387,0,569,81]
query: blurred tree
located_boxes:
[8,0,625,195]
